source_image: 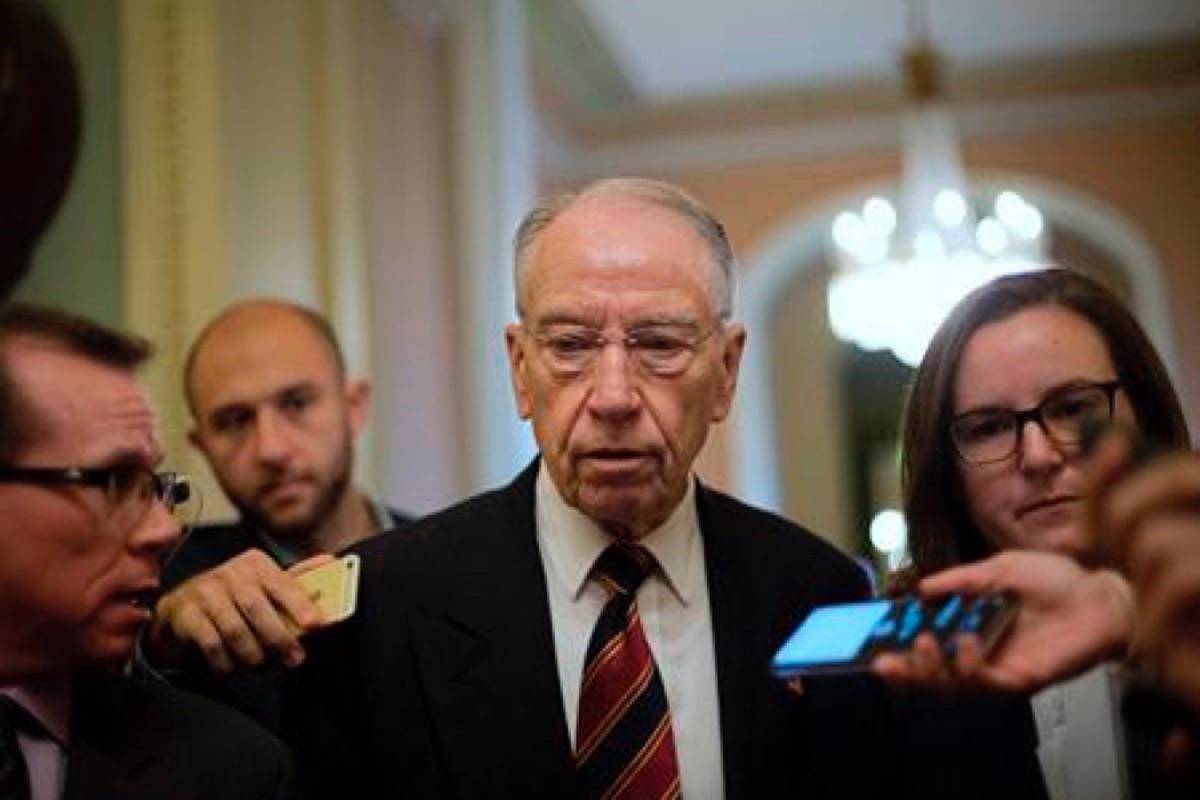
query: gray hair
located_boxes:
[512,177,736,320]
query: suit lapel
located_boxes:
[410,461,574,798]
[697,486,762,800]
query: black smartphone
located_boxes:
[770,593,1018,677]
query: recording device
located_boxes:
[295,554,360,625]
[770,592,1018,677]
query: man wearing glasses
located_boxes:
[286,178,897,798]
[0,303,292,799]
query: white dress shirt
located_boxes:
[535,465,725,799]
[2,678,71,800]
[1031,663,1130,800]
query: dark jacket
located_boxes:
[284,461,903,799]
[65,670,292,799]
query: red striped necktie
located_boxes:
[574,543,681,800]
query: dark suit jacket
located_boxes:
[63,670,292,800]
[285,462,904,799]
[153,506,412,732]
[889,690,1048,800]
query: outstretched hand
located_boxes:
[873,550,1133,694]
[1086,433,1200,712]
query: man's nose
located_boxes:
[252,408,293,464]
[586,342,641,421]
[129,501,181,558]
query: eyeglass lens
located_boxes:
[537,325,709,377]
[952,384,1115,464]
[106,468,199,530]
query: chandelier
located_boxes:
[826,4,1047,367]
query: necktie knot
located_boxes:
[592,543,654,598]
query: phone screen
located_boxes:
[770,593,1017,677]
[773,600,891,667]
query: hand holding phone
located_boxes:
[771,593,1017,678]
[872,550,1140,693]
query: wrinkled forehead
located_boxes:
[522,196,721,319]
[73,388,162,466]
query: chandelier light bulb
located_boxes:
[933,188,968,228]
[994,190,1026,223]
[869,509,908,554]
[832,211,866,254]
[863,196,898,236]
[975,217,1009,256]
[1012,204,1045,240]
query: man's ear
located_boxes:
[506,324,533,420]
[344,378,373,437]
[711,323,746,423]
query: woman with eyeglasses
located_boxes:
[891,267,1191,800]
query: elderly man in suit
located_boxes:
[286,177,900,798]
[0,303,292,800]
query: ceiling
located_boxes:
[575,0,1200,101]
[530,0,1200,144]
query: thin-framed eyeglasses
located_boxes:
[0,465,198,529]
[529,322,722,379]
[950,380,1122,466]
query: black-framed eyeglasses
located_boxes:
[0,465,195,526]
[529,322,721,379]
[950,380,1122,466]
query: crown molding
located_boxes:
[542,35,1200,149]
[545,83,1200,181]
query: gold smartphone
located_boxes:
[295,554,360,625]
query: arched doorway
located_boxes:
[730,174,1178,558]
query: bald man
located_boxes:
[144,300,410,730]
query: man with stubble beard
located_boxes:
[143,299,410,731]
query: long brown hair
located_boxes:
[898,268,1190,585]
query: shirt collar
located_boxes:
[535,464,700,606]
[251,492,393,566]
[1,676,72,746]
[367,496,396,531]
[253,527,298,566]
